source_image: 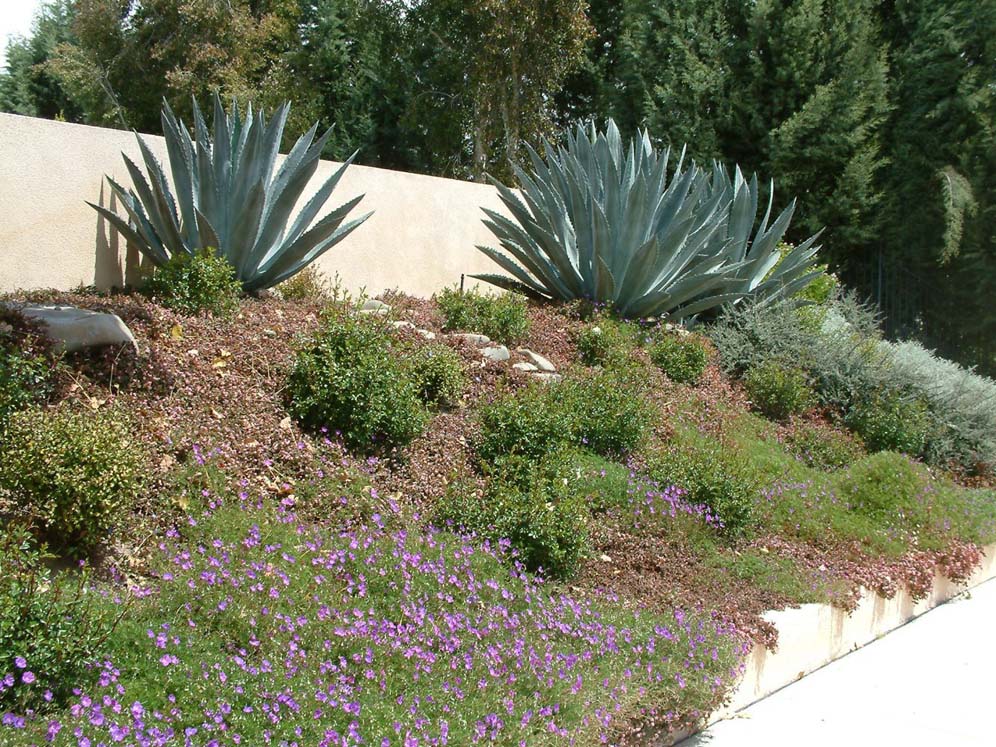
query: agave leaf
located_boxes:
[469,273,549,300]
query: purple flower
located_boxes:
[21,671,35,684]
[13,657,26,669]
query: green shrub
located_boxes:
[276,265,334,302]
[141,246,242,316]
[404,343,466,409]
[0,407,145,554]
[437,451,590,578]
[435,286,530,345]
[648,443,758,538]
[0,526,119,710]
[559,369,653,457]
[744,361,814,420]
[0,309,57,435]
[846,391,931,456]
[476,370,652,462]
[786,421,865,471]
[287,312,428,452]
[573,318,636,368]
[648,333,709,385]
[838,451,930,518]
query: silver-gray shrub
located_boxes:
[90,94,371,292]
[882,340,996,468]
[473,120,821,322]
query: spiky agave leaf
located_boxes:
[472,120,821,320]
[88,93,370,291]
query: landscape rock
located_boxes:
[513,362,538,372]
[449,333,490,346]
[391,320,416,331]
[480,345,510,362]
[416,329,437,340]
[359,299,391,315]
[11,304,138,353]
[515,348,557,372]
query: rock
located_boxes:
[664,322,691,337]
[515,348,556,372]
[390,320,416,331]
[416,329,437,340]
[513,362,538,372]
[533,372,562,384]
[449,333,491,346]
[11,304,138,353]
[480,345,510,362]
[263,328,277,338]
[360,299,391,312]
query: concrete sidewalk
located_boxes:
[684,577,996,746]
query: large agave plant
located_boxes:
[90,94,371,291]
[473,120,821,321]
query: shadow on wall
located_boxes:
[93,184,148,290]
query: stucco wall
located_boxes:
[0,113,506,297]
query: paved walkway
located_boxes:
[683,577,996,746]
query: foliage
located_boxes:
[0,527,120,711]
[140,246,242,316]
[883,339,996,469]
[845,391,931,457]
[474,120,821,321]
[437,450,590,578]
[403,343,466,409]
[838,451,931,519]
[648,333,709,385]
[0,309,58,436]
[90,94,370,291]
[275,264,334,302]
[647,442,758,539]
[476,370,651,462]
[0,407,145,554]
[286,311,428,452]
[744,361,814,420]
[785,421,866,471]
[435,286,530,345]
[709,296,892,413]
[572,317,637,368]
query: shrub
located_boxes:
[287,312,428,452]
[838,451,931,518]
[476,371,652,462]
[744,361,814,420]
[647,333,709,385]
[403,343,466,409]
[0,527,120,711]
[276,265,334,302]
[709,296,893,413]
[883,339,996,470]
[0,407,145,554]
[437,451,590,578]
[648,443,758,538]
[141,246,242,317]
[0,309,57,435]
[435,286,530,345]
[559,369,653,457]
[786,421,865,471]
[845,391,931,456]
[573,318,636,368]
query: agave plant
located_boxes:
[90,94,371,292]
[472,120,821,321]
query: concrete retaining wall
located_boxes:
[0,113,505,297]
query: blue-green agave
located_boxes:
[473,120,821,321]
[89,94,371,292]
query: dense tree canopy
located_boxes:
[2,0,995,373]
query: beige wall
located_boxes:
[0,113,506,297]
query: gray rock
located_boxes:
[11,304,137,353]
[664,322,691,337]
[515,348,556,372]
[360,299,391,312]
[416,329,437,340]
[533,372,563,384]
[449,333,491,346]
[390,320,416,331]
[480,345,510,362]
[513,362,538,372]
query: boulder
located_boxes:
[515,348,557,372]
[416,329,437,340]
[513,362,538,372]
[481,345,510,362]
[11,304,138,353]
